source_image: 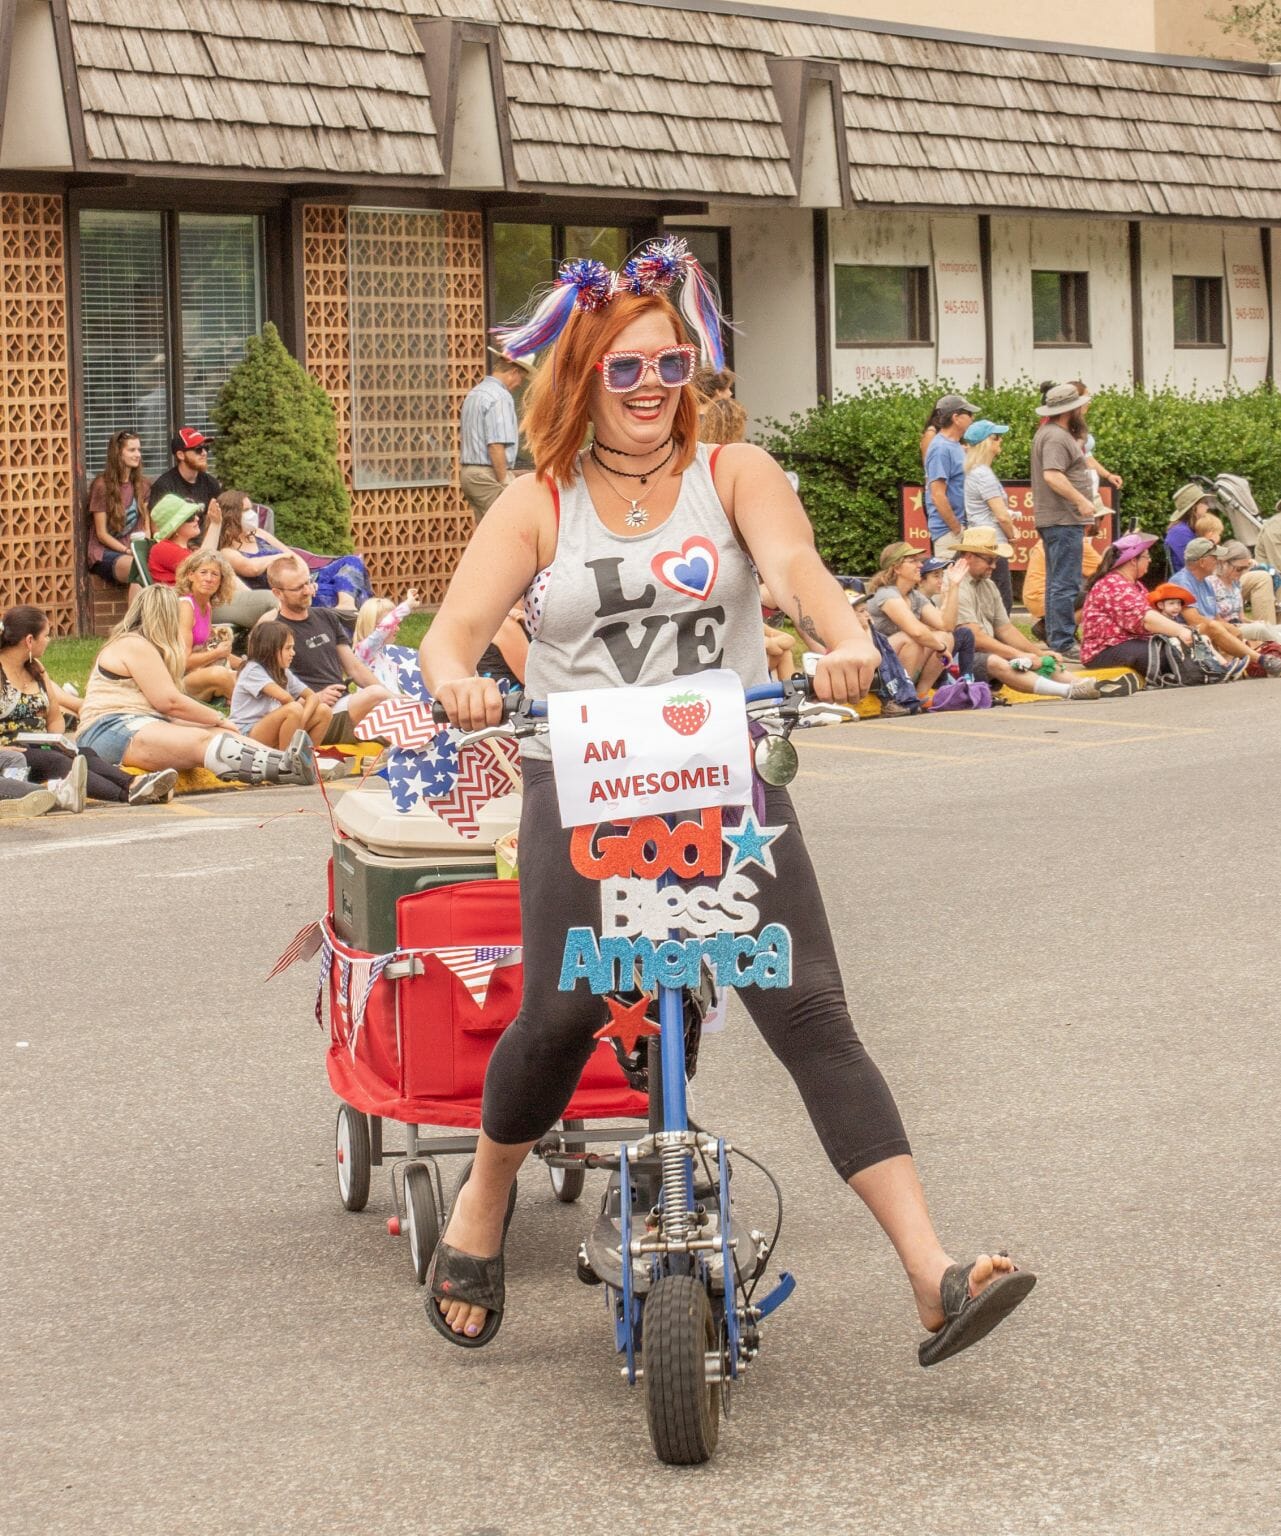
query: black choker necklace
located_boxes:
[589,440,675,487]
[592,435,672,460]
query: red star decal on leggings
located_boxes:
[593,993,659,1053]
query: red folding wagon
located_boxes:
[323,868,648,1284]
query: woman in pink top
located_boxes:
[1081,532,1192,668]
[175,552,240,701]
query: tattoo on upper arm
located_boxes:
[794,595,826,649]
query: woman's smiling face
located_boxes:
[589,311,685,452]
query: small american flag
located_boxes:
[266,919,323,980]
[432,945,519,1009]
[356,697,441,750]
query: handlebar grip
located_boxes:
[430,688,528,728]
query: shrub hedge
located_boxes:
[759,380,1281,576]
[212,323,353,555]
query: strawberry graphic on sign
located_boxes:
[661,689,710,737]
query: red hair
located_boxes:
[521,292,700,488]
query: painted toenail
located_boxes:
[465,1324,479,1335]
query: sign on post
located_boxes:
[899,481,1116,570]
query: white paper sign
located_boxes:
[547,670,753,829]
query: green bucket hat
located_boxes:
[151,493,203,541]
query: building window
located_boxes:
[1173,275,1225,347]
[78,210,265,478]
[490,220,632,331]
[347,208,452,491]
[834,265,931,346]
[1032,270,1090,346]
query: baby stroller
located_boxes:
[1192,474,1281,593]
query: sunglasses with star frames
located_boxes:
[595,345,697,395]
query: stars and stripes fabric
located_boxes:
[371,644,430,700]
[266,919,323,980]
[385,735,460,813]
[431,736,521,838]
[343,953,393,1059]
[431,945,519,1009]
[356,697,441,751]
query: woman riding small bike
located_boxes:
[421,240,1034,1360]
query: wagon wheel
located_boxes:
[549,1118,586,1204]
[643,1274,720,1466]
[335,1104,371,1212]
[403,1163,440,1285]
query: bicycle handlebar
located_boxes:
[432,675,855,746]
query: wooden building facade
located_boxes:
[4,0,1281,632]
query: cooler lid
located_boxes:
[333,777,521,856]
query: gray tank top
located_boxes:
[523,444,768,760]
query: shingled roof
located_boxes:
[65,0,443,178]
[57,0,1281,222]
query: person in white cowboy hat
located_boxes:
[1031,381,1096,661]
[458,349,532,523]
[944,527,1103,699]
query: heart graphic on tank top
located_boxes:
[651,535,719,601]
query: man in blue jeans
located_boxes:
[1030,383,1097,659]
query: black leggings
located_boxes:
[1086,638,1150,671]
[20,744,133,802]
[482,763,911,1182]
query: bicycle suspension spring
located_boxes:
[658,1135,692,1244]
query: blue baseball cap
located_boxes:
[962,419,1010,445]
[919,556,951,574]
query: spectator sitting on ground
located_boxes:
[1145,582,1265,678]
[87,429,152,595]
[0,604,177,807]
[229,621,333,747]
[0,747,56,819]
[215,488,372,610]
[267,557,390,743]
[1210,541,1281,660]
[1165,484,1220,574]
[1080,534,1196,675]
[863,542,956,695]
[923,393,976,556]
[1023,512,1105,644]
[175,551,241,702]
[1168,537,1226,621]
[149,427,221,511]
[950,528,1103,699]
[962,419,1017,613]
[150,494,278,629]
[77,586,316,786]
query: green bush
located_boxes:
[211,322,352,554]
[759,381,1281,575]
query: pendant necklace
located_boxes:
[589,439,676,528]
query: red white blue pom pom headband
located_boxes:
[491,236,728,371]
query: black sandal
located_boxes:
[918,1256,1037,1368]
[424,1168,512,1349]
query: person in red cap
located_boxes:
[149,427,222,513]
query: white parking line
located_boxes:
[0,818,255,861]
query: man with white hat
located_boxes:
[946,527,1101,699]
[1031,382,1096,660]
[458,350,530,523]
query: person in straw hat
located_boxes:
[946,527,1107,699]
[459,348,531,523]
[1031,381,1096,660]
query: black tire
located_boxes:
[549,1118,586,1204]
[335,1104,371,1212]
[643,1274,720,1465]
[404,1163,440,1285]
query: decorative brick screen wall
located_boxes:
[301,205,485,603]
[0,194,76,632]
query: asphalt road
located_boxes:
[4,682,1280,1535]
